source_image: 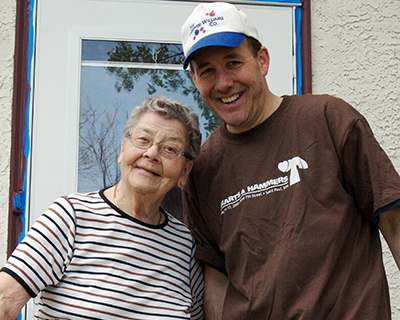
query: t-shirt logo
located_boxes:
[278,156,308,186]
[220,156,309,215]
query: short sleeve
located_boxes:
[182,175,226,271]
[2,196,76,297]
[341,117,400,222]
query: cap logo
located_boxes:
[189,10,225,41]
[181,3,260,69]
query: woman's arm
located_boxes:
[0,271,31,320]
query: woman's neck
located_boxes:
[105,184,164,224]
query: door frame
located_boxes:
[7,0,311,256]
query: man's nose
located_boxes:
[214,69,234,92]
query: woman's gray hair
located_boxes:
[122,96,201,160]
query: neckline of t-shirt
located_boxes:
[99,187,169,229]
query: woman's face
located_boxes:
[118,112,193,199]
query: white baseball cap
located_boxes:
[181,2,260,69]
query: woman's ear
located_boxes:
[118,142,125,164]
[178,160,194,189]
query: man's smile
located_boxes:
[221,93,241,104]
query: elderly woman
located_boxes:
[0,96,204,319]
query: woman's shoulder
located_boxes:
[164,211,194,237]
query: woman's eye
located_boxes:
[162,143,182,157]
[163,145,178,154]
[165,146,176,153]
[135,136,151,146]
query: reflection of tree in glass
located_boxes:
[79,95,122,189]
[106,42,222,137]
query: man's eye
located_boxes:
[228,61,242,68]
[199,68,213,77]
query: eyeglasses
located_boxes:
[128,133,189,159]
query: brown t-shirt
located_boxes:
[183,94,400,319]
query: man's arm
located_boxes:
[203,264,229,320]
[378,205,400,268]
[0,271,31,320]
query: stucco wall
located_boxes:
[311,0,400,316]
[0,0,15,267]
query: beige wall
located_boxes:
[0,0,15,267]
[311,0,400,171]
[311,0,400,316]
[0,0,399,315]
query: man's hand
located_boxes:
[203,265,229,320]
[378,205,400,269]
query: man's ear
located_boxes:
[258,46,270,77]
[189,68,198,87]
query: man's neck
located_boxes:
[226,93,283,134]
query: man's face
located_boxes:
[190,39,270,133]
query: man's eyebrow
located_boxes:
[194,52,243,71]
[224,52,242,60]
[195,61,211,71]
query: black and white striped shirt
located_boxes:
[3,189,204,319]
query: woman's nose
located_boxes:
[143,144,161,161]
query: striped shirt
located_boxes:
[2,189,204,319]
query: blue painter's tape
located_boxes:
[17,0,34,243]
[241,0,303,94]
[16,1,35,319]
[14,0,34,247]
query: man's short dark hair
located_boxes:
[246,36,262,57]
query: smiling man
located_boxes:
[181,2,400,319]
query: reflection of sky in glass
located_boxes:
[82,40,118,61]
[82,40,184,64]
[78,41,206,192]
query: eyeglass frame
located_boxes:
[127,133,190,159]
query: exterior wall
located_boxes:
[0,0,399,315]
[0,0,15,267]
[311,0,400,316]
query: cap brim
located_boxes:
[183,32,245,69]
